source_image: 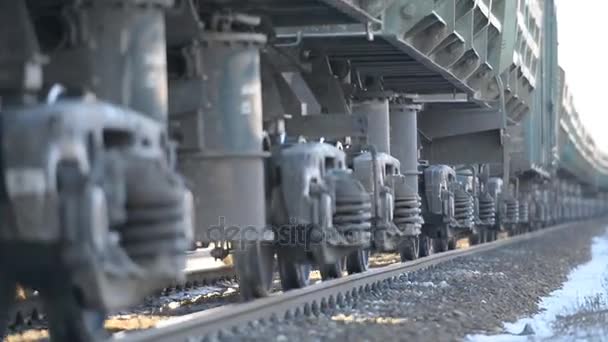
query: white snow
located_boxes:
[467,229,608,341]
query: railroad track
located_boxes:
[8,250,236,330]
[174,249,236,288]
[115,219,599,342]
[8,295,44,328]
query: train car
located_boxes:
[1,0,608,340]
[165,0,608,299]
[0,1,194,340]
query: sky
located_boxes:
[556,0,608,152]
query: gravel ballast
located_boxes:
[221,220,608,342]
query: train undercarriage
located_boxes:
[1,0,607,340]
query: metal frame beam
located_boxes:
[284,114,367,138]
[422,130,503,164]
[418,108,504,139]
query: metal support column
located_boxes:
[45,0,172,122]
[169,30,268,244]
[0,0,43,106]
[390,103,421,188]
[353,98,391,154]
[166,9,272,299]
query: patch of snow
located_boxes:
[467,334,529,342]
[448,269,507,278]
[403,280,450,290]
[419,281,436,288]
[158,285,227,304]
[450,270,482,277]
[467,230,608,341]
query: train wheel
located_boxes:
[470,231,484,245]
[47,164,108,341]
[487,230,497,242]
[434,224,451,252]
[480,229,489,243]
[234,241,275,300]
[448,237,457,250]
[419,235,434,257]
[399,236,419,261]
[319,258,345,280]
[277,250,311,291]
[346,249,369,274]
[43,289,107,342]
[470,235,478,245]
[0,277,15,339]
[435,237,450,253]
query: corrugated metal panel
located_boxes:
[277,0,518,105]
[558,81,608,188]
[298,35,461,94]
[501,0,543,122]
[508,0,549,175]
[381,0,513,102]
[235,0,608,188]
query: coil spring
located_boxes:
[519,201,529,223]
[333,197,373,235]
[478,195,496,226]
[394,194,423,229]
[505,199,519,224]
[120,157,191,263]
[454,190,474,227]
[122,198,189,261]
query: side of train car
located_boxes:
[0,0,607,340]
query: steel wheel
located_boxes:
[418,235,434,257]
[277,249,311,291]
[0,277,15,340]
[480,229,488,244]
[448,237,457,250]
[43,288,107,342]
[482,229,490,243]
[487,230,498,242]
[319,257,345,280]
[234,241,275,300]
[51,164,107,341]
[399,236,420,262]
[435,237,450,253]
[346,248,370,274]
[470,232,483,245]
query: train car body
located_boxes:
[1,0,608,340]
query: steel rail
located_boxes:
[182,266,234,286]
[9,255,235,329]
[115,219,605,342]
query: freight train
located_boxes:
[1,0,607,340]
